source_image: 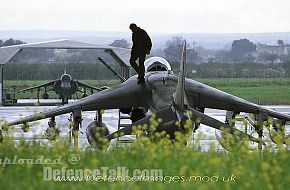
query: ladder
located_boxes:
[116,109,135,147]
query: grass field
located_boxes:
[3,78,290,104]
[195,78,290,104]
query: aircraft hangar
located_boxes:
[0,39,131,105]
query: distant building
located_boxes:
[254,43,290,64]
[256,43,290,56]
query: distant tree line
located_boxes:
[4,61,290,80]
[109,39,130,48]
[3,38,290,80]
[0,38,25,47]
[170,61,290,78]
[110,37,202,64]
[163,36,201,63]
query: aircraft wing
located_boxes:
[8,78,148,126]
[185,78,290,121]
[18,80,56,93]
[76,81,102,92]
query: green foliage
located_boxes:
[0,98,289,189]
[0,38,25,47]
[0,134,289,189]
[164,36,200,63]
[277,40,284,46]
[109,39,130,48]
[170,62,290,78]
[231,39,256,62]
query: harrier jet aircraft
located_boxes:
[2,42,290,149]
[18,71,104,105]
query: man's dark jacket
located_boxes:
[131,27,152,55]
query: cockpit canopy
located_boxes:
[61,74,72,82]
[144,57,171,73]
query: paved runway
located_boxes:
[1,99,289,150]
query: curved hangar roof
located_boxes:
[0,39,131,66]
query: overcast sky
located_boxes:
[0,0,289,33]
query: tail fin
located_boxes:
[174,41,188,110]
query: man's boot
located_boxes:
[137,76,145,84]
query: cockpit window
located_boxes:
[148,63,168,72]
[144,57,171,73]
[61,74,72,82]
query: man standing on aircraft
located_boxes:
[129,23,152,84]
